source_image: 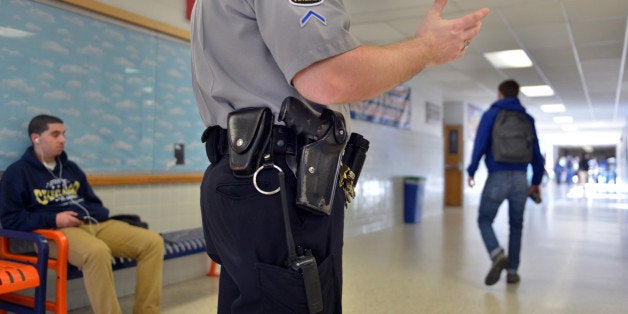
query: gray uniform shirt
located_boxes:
[190,0,361,128]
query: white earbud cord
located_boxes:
[37,142,98,233]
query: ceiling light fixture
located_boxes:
[553,116,573,124]
[540,104,566,113]
[521,85,554,97]
[560,124,578,132]
[483,49,533,68]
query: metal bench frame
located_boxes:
[0,229,49,314]
[0,228,218,314]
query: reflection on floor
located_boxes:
[71,182,628,313]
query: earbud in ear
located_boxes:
[35,138,40,144]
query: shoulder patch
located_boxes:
[300,10,326,27]
[290,0,324,7]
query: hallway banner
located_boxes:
[467,104,484,141]
[349,85,411,129]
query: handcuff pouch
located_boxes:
[227,107,274,177]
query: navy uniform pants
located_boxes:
[201,155,345,313]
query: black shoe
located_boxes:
[507,273,520,284]
[484,252,509,285]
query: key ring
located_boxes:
[253,163,283,195]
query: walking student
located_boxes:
[467,80,545,285]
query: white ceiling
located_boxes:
[344,0,628,137]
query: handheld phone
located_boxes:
[529,193,541,204]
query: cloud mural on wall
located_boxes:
[0,0,206,172]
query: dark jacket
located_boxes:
[0,147,109,231]
[466,97,545,185]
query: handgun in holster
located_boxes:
[279,97,347,215]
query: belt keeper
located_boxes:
[201,125,227,163]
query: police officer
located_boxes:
[190,0,489,312]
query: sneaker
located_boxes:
[484,252,509,285]
[507,273,520,284]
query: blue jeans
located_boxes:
[478,171,528,271]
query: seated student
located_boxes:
[0,114,163,314]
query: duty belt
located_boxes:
[202,100,368,213]
[202,124,299,164]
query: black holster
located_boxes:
[279,97,348,215]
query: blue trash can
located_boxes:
[404,176,426,223]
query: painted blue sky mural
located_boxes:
[0,0,205,172]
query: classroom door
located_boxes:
[444,125,463,206]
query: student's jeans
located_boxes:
[478,170,528,271]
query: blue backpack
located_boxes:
[491,110,534,163]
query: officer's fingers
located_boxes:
[456,9,489,52]
[460,8,490,31]
[429,0,449,17]
[458,23,483,53]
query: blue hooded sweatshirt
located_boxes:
[466,97,545,185]
[0,147,109,231]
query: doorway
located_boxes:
[444,125,463,206]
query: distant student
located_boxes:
[578,152,590,184]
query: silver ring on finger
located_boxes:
[463,40,471,50]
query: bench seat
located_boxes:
[66,227,207,280]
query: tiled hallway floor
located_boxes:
[341,183,628,313]
[73,182,628,313]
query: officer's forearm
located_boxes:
[293,43,430,105]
